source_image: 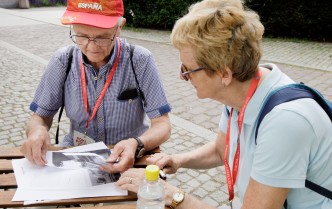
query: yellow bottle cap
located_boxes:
[145,165,160,181]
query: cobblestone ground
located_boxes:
[0,8,332,208]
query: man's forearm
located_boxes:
[139,114,171,151]
[26,114,53,137]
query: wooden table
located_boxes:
[0,146,169,209]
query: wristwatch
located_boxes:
[134,137,145,158]
[170,190,185,209]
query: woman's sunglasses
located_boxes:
[180,64,207,81]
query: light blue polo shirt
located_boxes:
[219,63,332,209]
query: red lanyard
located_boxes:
[80,38,121,129]
[223,70,261,202]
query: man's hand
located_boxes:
[21,126,50,166]
[100,138,137,173]
[146,153,181,174]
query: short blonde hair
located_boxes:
[171,0,264,82]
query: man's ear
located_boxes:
[120,18,126,29]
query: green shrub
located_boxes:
[245,0,331,42]
[123,0,196,30]
[123,0,331,42]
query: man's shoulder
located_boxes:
[120,39,152,58]
[52,45,77,60]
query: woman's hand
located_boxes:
[116,168,180,206]
[146,153,181,174]
[115,168,145,193]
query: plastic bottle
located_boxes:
[137,164,165,209]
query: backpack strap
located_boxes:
[255,83,332,141]
[55,46,75,144]
[305,179,332,199]
[255,83,332,201]
[129,44,146,106]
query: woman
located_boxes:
[116,0,332,208]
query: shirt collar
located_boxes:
[242,63,285,125]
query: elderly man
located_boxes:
[21,0,171,173]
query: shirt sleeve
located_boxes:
[251,104,315,188]
[30,46,71,117]
[131,46,171,119]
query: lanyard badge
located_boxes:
[73,130,96,146]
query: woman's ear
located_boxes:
[216,67,233,87]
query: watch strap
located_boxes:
[170,204,176,209]
[134,137,144,158]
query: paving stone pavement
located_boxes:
[0,6,332,208]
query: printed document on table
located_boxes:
[12,142,127,202]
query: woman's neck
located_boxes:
[219,68,269,111]
[228,79,254,111]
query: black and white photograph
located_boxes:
[50,149,120,184]
[51,149,110,168]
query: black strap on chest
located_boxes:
[129,44,146,106]
[55,46,74,144]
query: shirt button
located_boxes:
[98,117,104,122]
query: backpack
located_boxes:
[255,83,332,203]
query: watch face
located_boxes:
[137,148,145,158]
[173,192,184,202]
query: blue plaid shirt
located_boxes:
[30,38,171,146]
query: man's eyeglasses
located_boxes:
[180,64,207,81]
[70,26,118,47]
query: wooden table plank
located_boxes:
[83,204,170,209]
[80,205,137,209]
[0,190,138,207]
[0,147,22,159]
[0,160,13,173]
[0,173,16,189]
[0,146,66,159]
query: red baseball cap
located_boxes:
[61,0,124,29]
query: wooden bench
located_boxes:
[0,146,169,208]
